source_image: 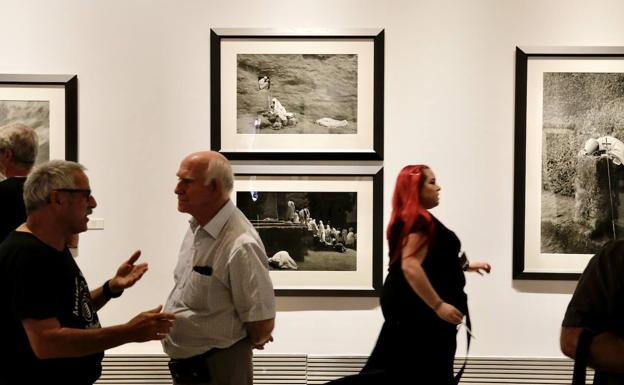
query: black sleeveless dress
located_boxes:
[363,216,468,384]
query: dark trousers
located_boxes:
[169,338,253,385]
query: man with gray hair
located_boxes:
[0,122,38,242]
[0,160,176,385]
[163,151,275,385]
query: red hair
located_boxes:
[387,165,434,266]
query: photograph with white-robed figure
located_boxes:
[232,171,383,296]
[514,47,624,278]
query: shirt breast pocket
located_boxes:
[182,271,221,311]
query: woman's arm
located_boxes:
[466,261,492,275]
[400,233,464,325]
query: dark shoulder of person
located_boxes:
[1,230,47,251]
[586,240,624,279]
[410,214,432,233]
[0,176,26,199]
[0,177,27,243]
[592,240,624,266]
[0,231,65,272]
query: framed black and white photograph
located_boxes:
[232,168,383,296]
[0,74,77,163]
[513,46,624,279]
[211,28,384,160]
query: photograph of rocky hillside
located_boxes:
[236,54,358,134]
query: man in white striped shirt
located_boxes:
[163,151,275,385]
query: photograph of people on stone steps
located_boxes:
[541,72,624,255]
[236,190,357,271]
[236,54,357,134]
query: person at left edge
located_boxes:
[0,122,38,243]
[0,160,176,385]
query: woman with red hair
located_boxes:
[329,165,491,384]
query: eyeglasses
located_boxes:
[55,188,92,199]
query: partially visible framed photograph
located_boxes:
[211,28,384,160]
[0,74,77,163]
[232,168,383,296]
[513,46,624,280]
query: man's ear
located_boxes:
[209,179,227,200]
[48,190,62,205]
[208,178,218,191]
[1,148,12,160]
[0,148,12,170]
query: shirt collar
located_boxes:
[189,200,235,238]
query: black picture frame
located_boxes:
[513,46,624,280]
[210,28,384,160]
[0,74,78,162]
[232,168,383,296]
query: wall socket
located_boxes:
[87,217,105,230]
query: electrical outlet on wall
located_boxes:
[87,218,104,230]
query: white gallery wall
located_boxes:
[1,0,623,357]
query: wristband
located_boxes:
[103,279,123,299]
[459,252,470,271]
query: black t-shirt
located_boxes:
[0,231,104,385]
[0,177,27,244]
[563,240,624,385]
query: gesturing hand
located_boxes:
[109,250,148,292]
[127,305,176,342]
[435,302,464,325]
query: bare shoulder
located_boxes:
[402,232,428,261]
[405,231,426,244]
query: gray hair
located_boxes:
[24,160,86,213]
[203,156,233,199]
[0,123,39,166]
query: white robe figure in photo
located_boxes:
[270,97,294,123]
[318,221,326,242]
[286,200,296,222]
[258,75,270,91]
[268,251,298,270]
[258,75,271,112]
[582,136,624,165]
